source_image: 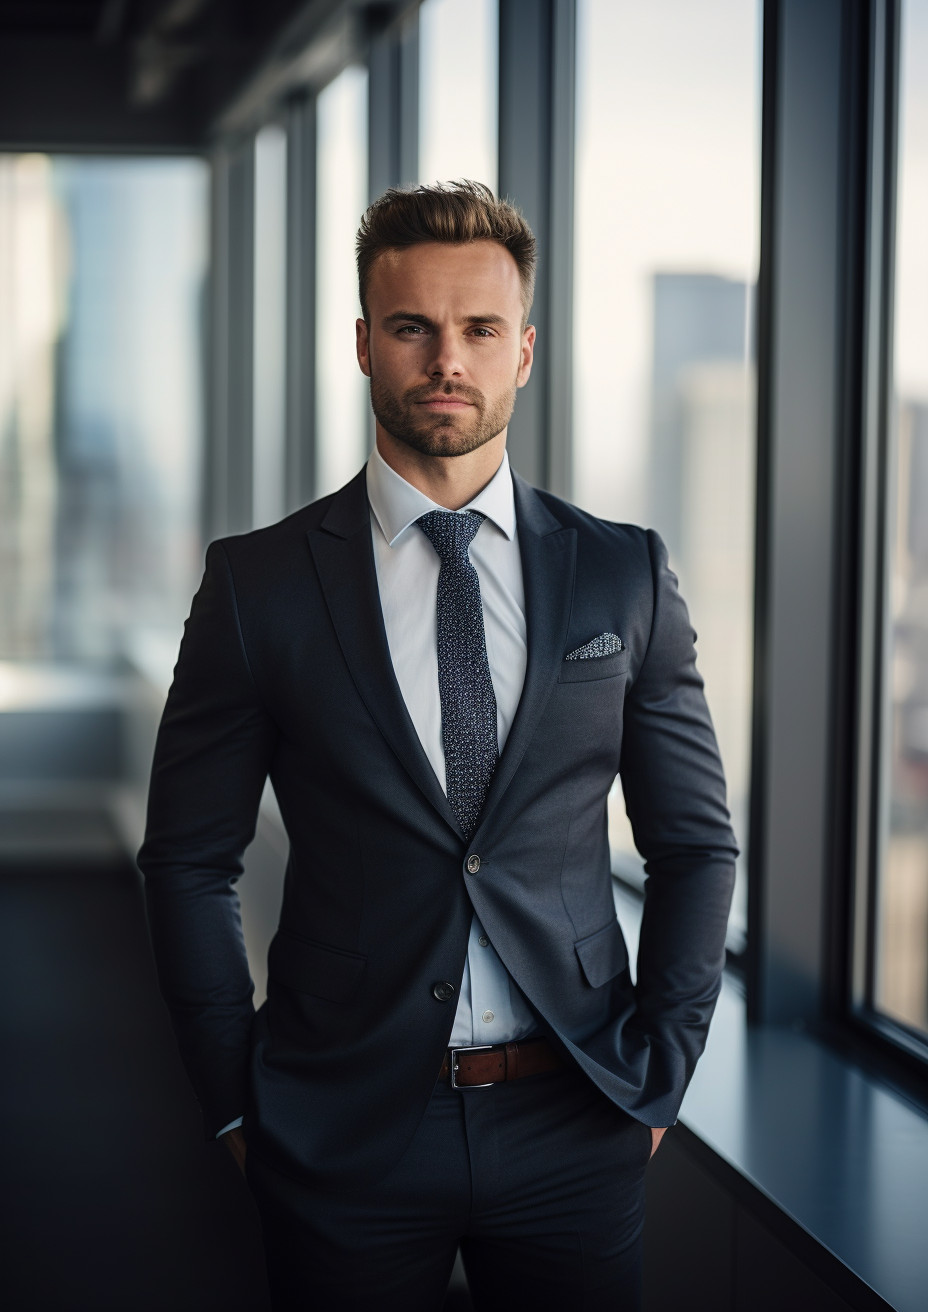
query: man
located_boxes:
[139,180,736,1311]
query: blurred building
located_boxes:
[0,154,207,666]
[648,272,754,553]
[650,273,755,919]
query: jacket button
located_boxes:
[432,981,456,1002]
[466,854,481,874]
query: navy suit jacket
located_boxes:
[138,468,737,1189]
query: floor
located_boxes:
[0,812,477,1312]
[0,839,271,1311]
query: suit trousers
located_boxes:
[245,1064,653,1312]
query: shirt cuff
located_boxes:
[215,1116,244,1139]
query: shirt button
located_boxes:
[482,1010,495,1023]
[478,935,489,948]
[432,981,456,1002]
[466,855,481,874]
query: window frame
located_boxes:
[201,0,928,1094]
[848,0,928,1072]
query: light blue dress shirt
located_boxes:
[366,445,537,1048]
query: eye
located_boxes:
[398,324,426,336]
[470,327,494,338]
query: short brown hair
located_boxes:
[356,179,537,328]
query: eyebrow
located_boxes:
[381,311,510,329]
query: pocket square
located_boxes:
[564,633,624,660]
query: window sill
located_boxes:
[612,880,928,1311]
[679,969,926,1311]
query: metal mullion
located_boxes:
[496,0,575,496]
[498,0,553,487]
[746,0,781,1021]
[854,1,904,1035]
[545,0,576,500]
[398,12,418,187]
[368,10,419,201]
[226,137,256,536]
[816,0,883,1031]
[367,9,419,455]
[368,25,400,199]
[849,0,892,1015]
[748,0,852,1025]
[285,94,317,512]
[205,145,231,543]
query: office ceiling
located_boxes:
[0,0,411,151]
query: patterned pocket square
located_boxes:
[564,633,625,660]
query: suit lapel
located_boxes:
[476,474,577,830]
[309,469,576,843]
[308,472,464,839]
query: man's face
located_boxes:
[356,240,535,459]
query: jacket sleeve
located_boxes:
[619,529,738,1120]
[137,540,278,1138]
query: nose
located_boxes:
[426,329,464,380]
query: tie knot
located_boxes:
[417,510,485,563]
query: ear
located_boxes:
[356,318,371,378]
[516,324,536,389]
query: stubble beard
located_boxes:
[369,374,519,458]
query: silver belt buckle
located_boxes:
[449,1044,497,1090]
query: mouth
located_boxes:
[416,396,475,410]
[420,398,480,414]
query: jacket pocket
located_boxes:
[268,928,367,1002]
[574,919,628,988]
[559,649,630,683]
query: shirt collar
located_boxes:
[366,444,516,547]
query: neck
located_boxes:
[375,428,508,510]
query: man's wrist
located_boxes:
[220,1123,247,1175]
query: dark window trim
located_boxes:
[745,0,779,1017]
[845,0,928,1070]
[285,93,318,512]
[747,0,850,1027]
[753,0,928,1086]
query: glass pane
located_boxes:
[874,0,928,1037]
[253,124,288,530]
[573,0,761,939]
[315,65,369,499]
[418,0,498,190]
[0,154,207,664]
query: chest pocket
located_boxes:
[558,649,630,684]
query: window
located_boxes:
[572,0,762,941]
[315,65,369,499]
[0,153,207,663]
[418,0,498,190]
[868,0,928,1046]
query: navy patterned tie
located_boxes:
[417,510,499,839]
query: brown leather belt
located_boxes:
[438,1037,565,1088]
